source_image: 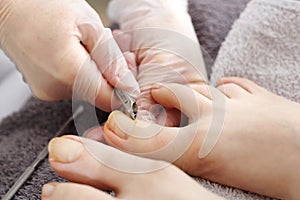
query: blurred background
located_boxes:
[88,0,110,26]
[0,0,110,122]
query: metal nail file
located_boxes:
[2,105,84,200]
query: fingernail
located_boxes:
[107,111,130,139]
[48,137,84,163]
[42,183,56,198]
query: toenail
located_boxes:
[107,111,129,139]
[42,183,56,198]
[48,137,84,163]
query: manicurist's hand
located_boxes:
[108,0,207,125]
[0,0,139,111]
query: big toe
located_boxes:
[103,111,177,156]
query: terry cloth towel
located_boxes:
[188,0,250,77]
[210,0,300,102]
[0,99,109,199]
[196,0,300,199]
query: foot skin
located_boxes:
[42,136,222,200]
[101,77,300,199]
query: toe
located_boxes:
[103,111,177,154]
[151,83,207,121]
[217,83,250,98]
[217,77,263,94]
[48,136,167,191]
[42,183,115,200]
[83,126,106,142]
[190,83,213,100]
[103,111,202,165]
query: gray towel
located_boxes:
[0,99,73,199]
[210,0,300,103]
[196,0,300,199]
[0,99,108,199]
[188,0,250,77]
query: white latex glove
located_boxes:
[108,0,207,126]
[0,0,139,112]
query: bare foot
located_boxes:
[103,77,300,199]
[42,136,221,200]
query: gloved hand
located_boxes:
[0,0,139,112]
[108,0,207,126]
